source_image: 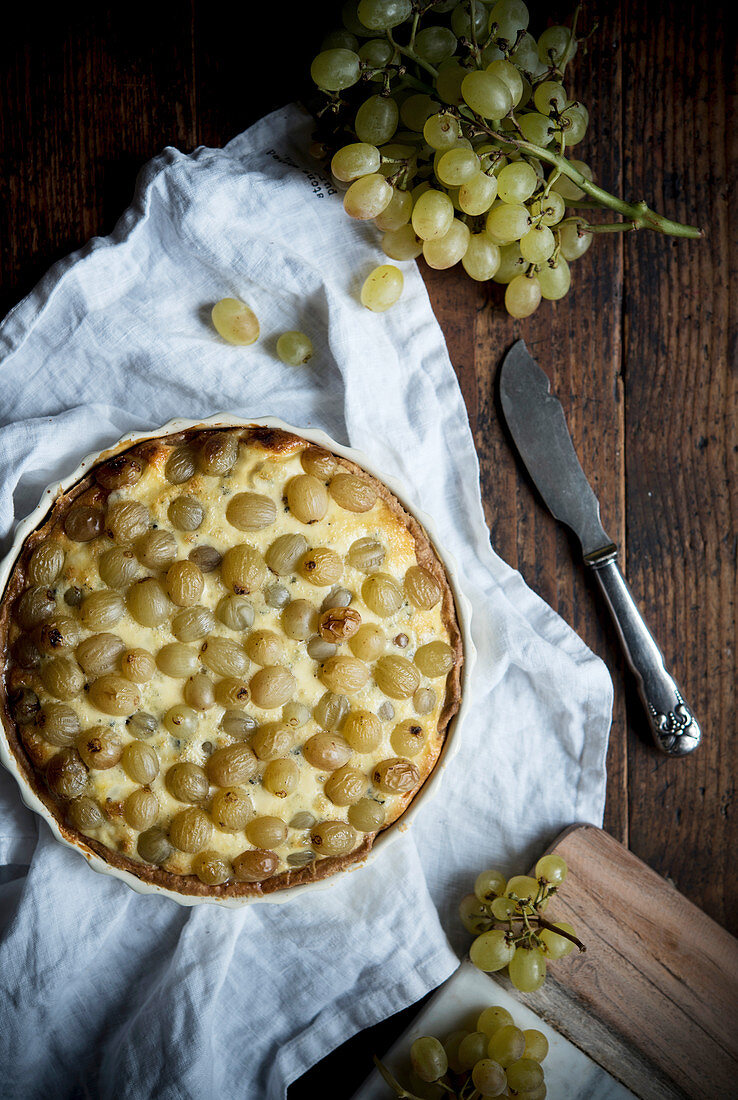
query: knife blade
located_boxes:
[499,339,617,564]
[499,339,701,758]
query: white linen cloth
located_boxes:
[0,104,612,1099]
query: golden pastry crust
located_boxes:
[0,425,462,898]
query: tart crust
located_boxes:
[0,425,462,898]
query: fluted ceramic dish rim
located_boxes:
[0,414,475,907]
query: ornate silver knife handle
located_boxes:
[587,554,701,756]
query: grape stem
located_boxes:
[468,119,703,238]
[558,3,581,75]
[574,220,640,234]
[386,28,439,79]
[408,11,420,50]
[373,1056,426,1100]
[533,915,587,952]
[489,908,587,953]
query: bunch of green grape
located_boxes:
[309,0,595,318]
[376,1002,550,1099]
[459,855,583,992]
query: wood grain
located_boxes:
[0,1,735,1096]
[618,0,738,934]
[508,825,738,1098]
[423,0,631,849]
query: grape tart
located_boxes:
[0,426,462,899]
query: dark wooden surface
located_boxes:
[1,2,735,1095]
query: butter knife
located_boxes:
[499,339,701,757]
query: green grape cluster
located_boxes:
[460,855,584,992]
[375,1001,550,1099]
[309,0,700,318]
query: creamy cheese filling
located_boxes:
[12,437,455,882]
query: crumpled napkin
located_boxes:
[0,104,612,1099]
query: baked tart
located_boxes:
[0,424,463,899]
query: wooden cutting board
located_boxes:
[509,825,738,1099]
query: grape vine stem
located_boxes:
[386,28,439,80]
[472,121,703,237]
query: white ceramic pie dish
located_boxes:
[0,415,475,907]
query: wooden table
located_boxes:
[2,2,735,1094]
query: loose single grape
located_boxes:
[509,946,547,992]
[459,893,494,935]
[357,0,412,31]
[487,1024,526,1068]
[410,1036,448,1083]
[486,203,530,243]
[457,1031,488,1070]
[470,929,515,972]
[436,148,480,187]
[471,1058,507,1097]
[436,60,466,105]
[355,94,399,144]
[497,162,538,204]
[485,59,523,106]
[518,112,556,146]
[211,299,259,346]
[423,111,461,151]
[492,242,525,283]
[462,234,501,281]
[415,25,457,65]
[461,71,513,119]
[382,224,423,260]
[459,171,498,216]
[331,142,381,182]
[310,49,361,92]
[533,81,568,115]
[412,189,454,241]
[423,219,470,269]
[558,222,593,261]
[276,331,313,366]
[536,853,568,884]
[344,173,392,219]
[477,1006,514,1038]
[361,265,404,311]
[374,188,413,231]
[505,274,542,318]
[539,920,577,958]
[538,25,577,66]
[523,1029,549,1062]
[474,869,507,903]
[520,224,555,263]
